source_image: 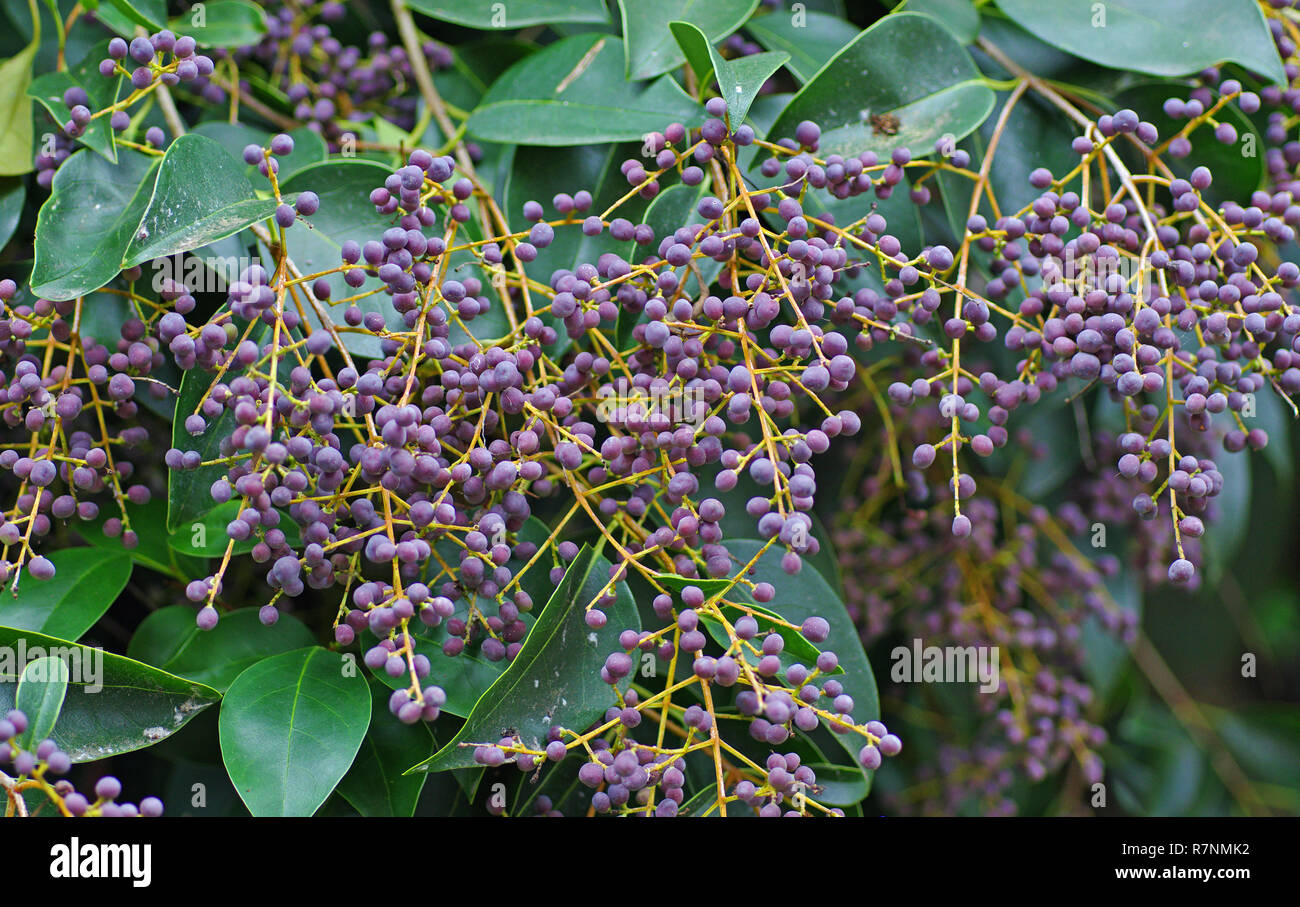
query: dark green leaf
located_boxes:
[1,547,132,641]
[171,0,266,48]
[669,20,787,125]
[74,497,205,582]
[993,0,1286,86]
[768,13,995,161]
[0,176,23,249]
[903,0,979,43]
[219,646,371,816]
[29,148,158,301]
[14,655,69,749]
[0,625,221,761]
[104,0,165,31]
[620,0,758,80]
[28,40,122,164]
[406,0,610,28]
[336,679,436,816]
[467,34,700,146]
[724,539,878,761]
[127,605,316,693]
[192,121,326,182]
[745,9,859,84]
[166,500,300,558]
[276,159,403,359]
[411,544,639,772]
[124,133,284,266]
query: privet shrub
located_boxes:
[0,0,1296,819]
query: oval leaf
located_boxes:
[2,547,132,641]
[467,34,701,146]
[14,655,70,749]
[219,646,371,816]
[0,625,221,761]
[768,12,995,160]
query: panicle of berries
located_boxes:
[0,709,163,817]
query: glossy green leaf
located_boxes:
[903,0,979,43]
[647,568,838,674]
[406,0,610,28]
[14,655,69,749]
[0,37,36,175]
[276,159,403,359]
[745,9,859,84]
[171,0,266,48]
[467,34,700,146]
[29,148,158,301]
[669,20,787,125]
[620,0,758,80]
[104,0,165,31]
[128,605,316,692]
[724,539,879,747]
[768,13,995,161]
[28,41,122,164]
[192,121,326,182]
[993,0,1286,86]
[124,133,284,266]
[336,680,436,816]
[219,646,371,816]
[411,544,639,773]
[74,498,205,582]
[0,625,221,761]
[1,547,132,641]
[0,176,23,249]
[166,500,301,558]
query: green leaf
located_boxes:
[0,176,23,249]
[127,605,316,692]
[724,539,879,753]
[1205,448,1250,584]
[745,9,859,84]
[124,133,284,267]
[30,148,158,301]
[104,0,165,31]
[192,121,326,182]
[768,13,995,161]
[14,655,69,749]
[74,498,205,582]
[647,568,839,674]
[276,159,402,360]
[903,0,979,43]
[336,680,436,816]
[219,646,371,816]
[406,0,610,28]
[28,40,122,164]
[0,38,36,175]
[1,547,132,641]
[0,625,221,761]
[171,0,266,48]
[668,20,787,125]
[166,500,301,558]
[620,0,758,80]
[1081,562,1142,702]
[467,34,700,146]
[992,0,1286,86]
[411,544,640,773]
